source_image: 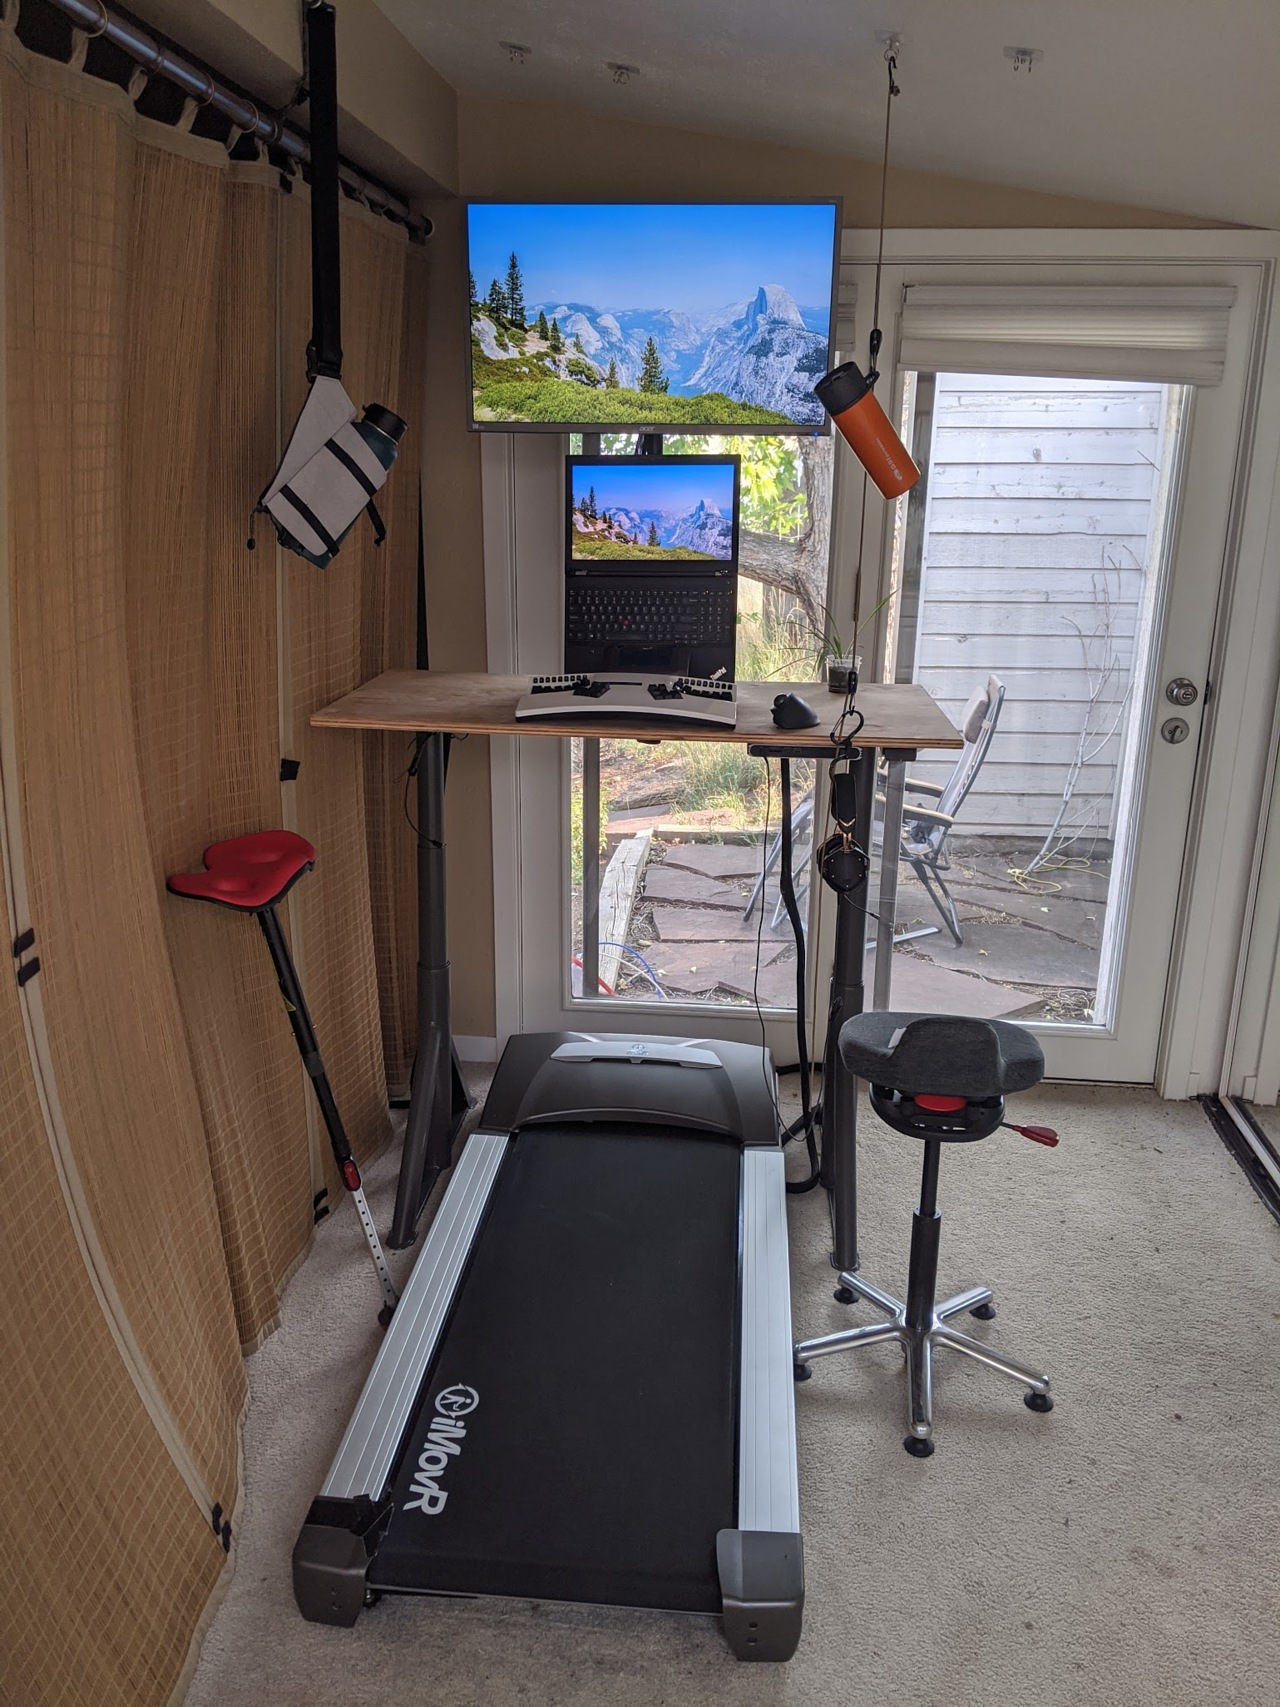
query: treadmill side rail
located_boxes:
[726,1148,804,1659]
[319,1131,509,1502]
[738,1150,801,1534]
[716,1529,805,1661]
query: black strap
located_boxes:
[305,3,342,381]
[365,498,386,546]
[326,437,378,496]
[279,482,340,555]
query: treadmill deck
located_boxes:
[371,1123,742,1613]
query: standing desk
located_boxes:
[312,671,960,1257]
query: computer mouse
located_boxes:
[771,692,820,730]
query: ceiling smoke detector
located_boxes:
[608,62,640,85]
[500,41,531,65]
[1003,45,1044,73]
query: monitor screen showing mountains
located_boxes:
[466,201,839,431]
[568,460,738,563]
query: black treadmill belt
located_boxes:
[373,1124,741,1613]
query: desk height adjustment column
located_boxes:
[390,730,470,1249]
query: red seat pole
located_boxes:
[256,903,399,1322]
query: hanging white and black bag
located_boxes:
[259,380,405,566]
[253,2,406,568]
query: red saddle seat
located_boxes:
[167,830,317,912]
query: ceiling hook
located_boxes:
[877,31,903,95]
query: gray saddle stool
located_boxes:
[793,1013,1057,1456]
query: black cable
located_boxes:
[751,757,786,1140]
[867,44,900,382]
[777,757,821,1193]
[401,731,463,844]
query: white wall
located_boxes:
[905,373,1172,842]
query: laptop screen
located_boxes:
[566,455,741,572]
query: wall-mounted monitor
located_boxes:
[566,454,741,571]
[466,200,840,433]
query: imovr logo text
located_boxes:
[402,1384,479,1516]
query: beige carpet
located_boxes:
[185,1077,1279,1707]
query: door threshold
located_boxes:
[1199,1096,1280,1225]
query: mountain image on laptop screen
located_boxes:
[467,202,838,430]
[570,462,736,562]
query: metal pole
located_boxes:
[820,748,877,1271]
[42,0,428,235]
[256,904,399,1320]
[390,732,455,1247]
[874,755,908,1008]
[581,738,601,999]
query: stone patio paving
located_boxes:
[598,822,1108,1020]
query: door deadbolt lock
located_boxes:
[1166,678,1199,707]
[1161,717,1191,744]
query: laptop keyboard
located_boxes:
[566,583,734,648]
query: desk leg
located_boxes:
[819,746,877,1273]
[581,738,601,999]
[874,756,908,1010]
[389,731,468,1249]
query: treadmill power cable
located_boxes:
[774,756,822,1193]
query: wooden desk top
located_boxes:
[312,671,961,754]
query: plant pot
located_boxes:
[826,655,860,694]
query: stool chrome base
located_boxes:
[792,1271,1053,1455]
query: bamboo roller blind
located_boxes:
[0,23,426,1706]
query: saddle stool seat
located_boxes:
[793,1012,1055,1456]
[165,830,316,912]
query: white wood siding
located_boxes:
[906,373,1173,841]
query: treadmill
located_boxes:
[293,1031,804,1661]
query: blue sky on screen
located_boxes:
[468,202,837,319]
[571,460,737,524]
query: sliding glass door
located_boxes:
[872,369,1188,1076]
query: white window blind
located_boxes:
[833,260,856,360]
[898,284,1237,386]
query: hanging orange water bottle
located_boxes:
[815,360,920,500]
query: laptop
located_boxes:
[563,453,740,681]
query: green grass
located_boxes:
[572,538,717,562]
[673,742,768,820]
[473,379,793,426]
[735,615,821,682]
[470,335,555,389]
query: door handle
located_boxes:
[1165,678,1199,707]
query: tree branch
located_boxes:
[738,531,824,629]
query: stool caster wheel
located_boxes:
[970,1302,996,1321]
[903,1435,935,1458]
[1024,1390,1053,1413]
[834,1286,856,1305]
[793,1362,812,1382]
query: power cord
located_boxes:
[775,757,821,1193]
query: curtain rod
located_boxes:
[37,0,430,237]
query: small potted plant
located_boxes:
[824,646,860,695]
[807,588,896,692]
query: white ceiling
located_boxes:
[374,0,1280,227]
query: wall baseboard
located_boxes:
[454,1034,497,1063]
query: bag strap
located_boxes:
[305,2,342,381]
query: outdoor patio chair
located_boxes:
[891,673,1005,947]
[743,673,1005,949]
